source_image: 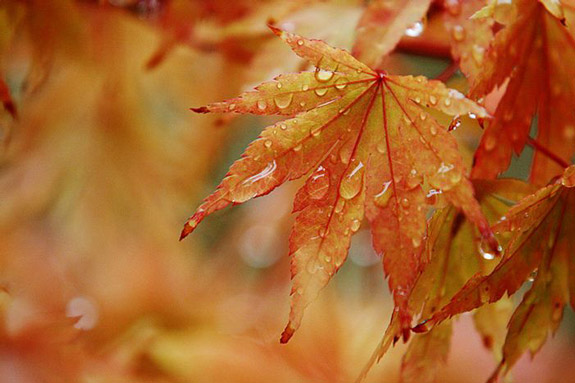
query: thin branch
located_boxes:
[526,136,570,169]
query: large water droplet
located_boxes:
[315,70,334,82]
[314,88,328,97]
[306,166,330,200]
[374,181,392,208]
[405,21,424,37]
[339,161,364,200]
[242,160,277,185]
[274,93,293,109]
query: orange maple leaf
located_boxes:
[417,165,575,381]
[470,0,575,182]
[181,26,496,343]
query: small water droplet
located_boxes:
[414,96,421,104]
[264,140,272,148]
[452,25,465,41]
[449,117,461,131]
[527,269,538,282]
[411,236,421,248]
[419,112,427,120]
[229,103,236,110]
[324,255,332,263]
[374,181,392,208]
[334,77,348,90]
[307,166,330,200]
[315,70,334,82]
[401,198,410,208]
[444,97,452,107]
[484,135,496,151]
[274,93,293,109]
[311,126,322,138]
[429,95,437,105]
[293,144,303,152]
[376,140,386,153]
[318,227,327,238]
[334,199,345,213]
[563,125,575,139]
[405,21,424,37]
[339,161,364,200]
[468,112,477,119]
[472,44,485,64]
[350,219,361,232]
[276,82,282,89]
[279,123,287,130]
[445,0,462,15]
[430,125,438,136]
[314,88,328,97]
[339,145,352,165]
[297,39,304,46]
[426,189,442,205]
[257,100,267,110]
[302,84,309,91]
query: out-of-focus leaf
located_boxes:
[470,0,575,183]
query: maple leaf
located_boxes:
[182,26,495,343]
[360,179,533,382]
[470,0,575,182]
[352,0,432,68]
[442,0,494,84]
[416,165,575,381]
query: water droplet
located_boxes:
[527,269,538,282]
[376,140,386,153]
[334,199,345,213]
[445,0,462,15]
[279,123,287,130]
[257,100,267,110]
[274,93,293,109]
[229,103,236,111]
[307,166,330,200]
[472,44,485,64]
[242,160,277,185]
[314,88,328,97]
[479,285,490,303]
[339,161,364,200]
[412,236,421,248]
[430,125,438,136]
[484,135,496,151]
[350,219,361,232]
[452,25,465,41]
[563,125,575,139]
[374,181,392,208]
[315,70,334,82]
[302,84,309,91]
[318,227,327,238]
[311,126,322,138]
[297,39,304,46]
[468,112,477,119]
[449,117,461,131]
[339,145,352,164]
[437,163,455,174]
[444,97,452,107]
[264,140,272,148]
[426,189,442,205]
[276,82,282,89]
[414,96,421,104]
[293,144,303,152]
[429,95,437,105]
[419,112,427,121]
[405,21,424,37]
[334,77,348,90]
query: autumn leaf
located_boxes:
[360,179,533,382]
[352,0,432,68]
[417,165,575,381]
[470,0,575,182]
[182,26,495,344]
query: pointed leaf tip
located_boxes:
[280,325,294,344]
[191,106,210,113]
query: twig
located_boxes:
[526,136,570,169]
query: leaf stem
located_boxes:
[526,136,570,169]
[434,61,459,82]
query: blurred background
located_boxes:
[0,1,573,382]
